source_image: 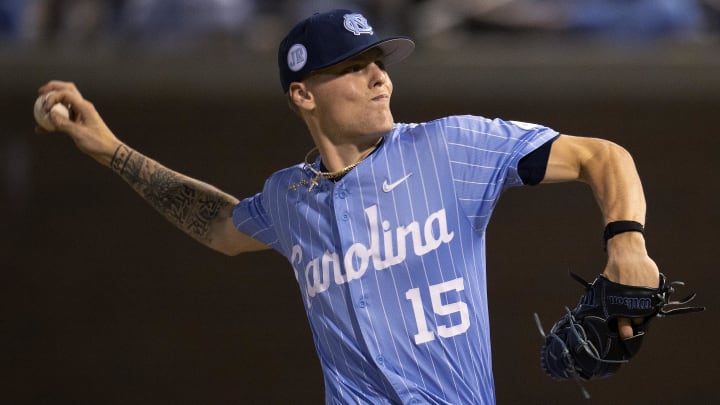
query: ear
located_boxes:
[288,82,315,112]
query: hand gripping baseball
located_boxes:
[534,272,705,398]
[36,81,122,167]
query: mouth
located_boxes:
[372,94,389,101]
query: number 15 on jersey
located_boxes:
[405,277,470,345]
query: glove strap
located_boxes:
[603,220,644,251]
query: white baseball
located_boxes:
[34,92,70,131]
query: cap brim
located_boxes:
[309,36,415,75]
[374,37,415,66]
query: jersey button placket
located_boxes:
[335,185,350,221]
[333,179,379,372]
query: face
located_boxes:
[299,49,394,140]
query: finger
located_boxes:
[45,89,90,121]
[618,318,634,339]
[38,80,80,96]
[44,88,79,108]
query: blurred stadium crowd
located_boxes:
[1,0,719,52]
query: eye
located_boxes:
[342,64,364,74]
[374,60,386,71]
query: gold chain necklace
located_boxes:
[288,138,383,191]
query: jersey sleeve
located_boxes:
[232,192,280,248]
[518,134,559,185]
[442,115,559,230]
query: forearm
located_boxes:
[587,144,650,265]
[545,135,658,286]
[576,139,659,289]
[110,143,239,249]
[37,81,264,254]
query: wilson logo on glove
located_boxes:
[606,296,653,310]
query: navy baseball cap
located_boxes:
[278,9,415,92]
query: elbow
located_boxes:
[210,240,247,257]
[607,140,632,159]
[208,232,269,256]
[600,140,634,167]
[606,141,636,172]
[216,246,243,257]
[578,139,635,183]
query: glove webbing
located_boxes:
[533,310,628,399]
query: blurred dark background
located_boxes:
[2,1,719,404]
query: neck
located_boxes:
[312,134,385,172]
[307,136,384,177]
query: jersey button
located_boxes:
[341,212,349,221]
[335,185,349,199]
[357,299,367,308]
[375,355,385,365]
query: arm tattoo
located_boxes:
[110,144,233,244]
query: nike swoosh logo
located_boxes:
[382,173,413,193]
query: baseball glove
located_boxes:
[534,272,704,389]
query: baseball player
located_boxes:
[37,9,661,405]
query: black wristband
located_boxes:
[603,220,644,251]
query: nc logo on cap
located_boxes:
[287,43,307,72]
[343,13,373,36]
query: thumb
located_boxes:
[49,104,75,132]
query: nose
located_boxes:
[368,62,388,88]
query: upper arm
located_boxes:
[542,134,613,184]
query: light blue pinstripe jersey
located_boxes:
[233,115,558,404]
